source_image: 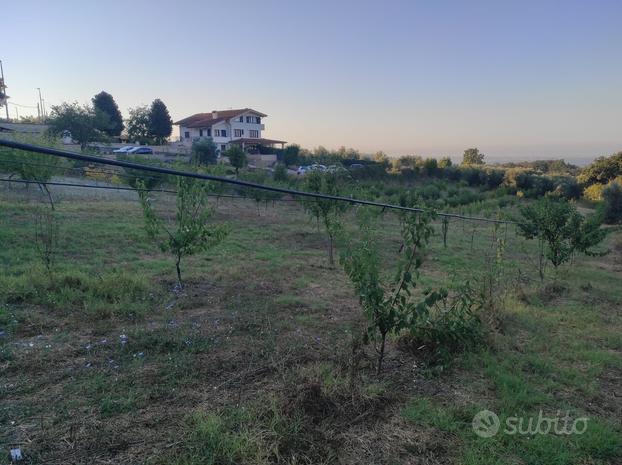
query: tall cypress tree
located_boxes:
[92,91,124,136]
[148,99,173,145]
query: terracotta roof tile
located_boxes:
[174,108,267,127]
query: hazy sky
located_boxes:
[4,0,622,161]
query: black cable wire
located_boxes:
[0,139,518,224]
[0,178,298,201]
[0,178,177,193]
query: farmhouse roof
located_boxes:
[174,108,267,128]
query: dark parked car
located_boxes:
[127,147,154,155]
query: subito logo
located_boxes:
[472,410,500,438]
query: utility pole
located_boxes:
[0,60,9,120]
[37,88,44,121]
[37,102,41,119]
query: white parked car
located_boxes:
[113,146,135,153]
[296,166,308,175]
[309,164,327,172]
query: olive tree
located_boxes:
[191,137,218,165]
[138,177,229,288]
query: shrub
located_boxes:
[602,182,622,224]
[404,284,484,366]
[584,183,605,201]
[273,163,288,182]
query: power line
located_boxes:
[7,102,38,109]
[0,138,518,224]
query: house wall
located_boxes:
[178,110,266,150]
[229,111,264,139]
[247,153,277,167]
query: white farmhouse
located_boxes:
[174,108,286,155]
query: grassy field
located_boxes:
[1,182,621,465]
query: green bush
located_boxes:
[602,182,622,224]
[273,163,288,182]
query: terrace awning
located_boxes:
[229,137,286,149]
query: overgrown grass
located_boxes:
[1,186,620,464]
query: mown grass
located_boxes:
[0,184,621,464]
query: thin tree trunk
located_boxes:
[175,255,183,288]
[40,183,55,210]
[539,238,545,282]
[328,233,334,266]
[377,333,387,375]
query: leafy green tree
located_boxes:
[439,157,452,168]
[303,171,347,266]
[517,197,607,280]
[283,144,300,166]
[340,209,442,374]
[126,106,153,144]
[602,182,622,224]
[462,148,485,166]
[138,177,229,287]
[191,137,218,165]
[577,152,622,186]
[148,99,173,145]
[225,145,247,176]
[423,158,438,176]
[92,91,124,136]
[372,151,390,170]
[47,102,108,150]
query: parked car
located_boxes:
[127,147,154,155]
[309,164,327,172]
[296,166,308,175]
[349,163,365,170]
[112,145,135,153]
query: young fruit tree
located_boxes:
[138,177,229,288]
[33,208,59,279]
[0,135,61,209]
[303,171,347,266]
[340,209,443,374]
[517,197,608,281]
